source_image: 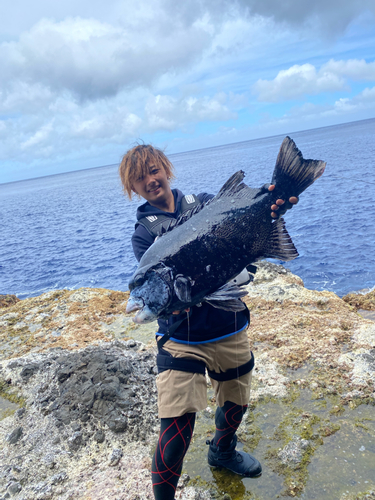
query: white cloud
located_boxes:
[20,121,54,150]
[145,93,236,131]
[282,87,375,123]
[253,64,346,102]
[323,59,375,80]
[0,17,212,100]
[1,0,375,183]
[253,58,375,102]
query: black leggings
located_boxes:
[213,401,248,447]
[152,413,196,500]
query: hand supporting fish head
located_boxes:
[126,264,173,323]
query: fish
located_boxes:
[126,137,326,323]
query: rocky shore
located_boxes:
[1,262,374,500]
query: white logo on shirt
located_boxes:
[185,195,195,204]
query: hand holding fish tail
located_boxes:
[262,183,299,218]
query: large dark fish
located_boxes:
[126,137,326,323]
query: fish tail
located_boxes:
[271,137,326,197]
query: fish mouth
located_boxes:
[126,296,158,324]
[126,296,144,313]
[133,306,158,324]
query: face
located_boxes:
[132,164,172,207]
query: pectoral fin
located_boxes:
[204,282,248,312]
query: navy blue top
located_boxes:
[131,189,249,344]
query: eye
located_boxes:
[151,168,159,175]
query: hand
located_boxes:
[172,308,191,315]
[268,184,298,218]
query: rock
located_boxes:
[0,295,20,309]
[109,448,123,466]
[7,482,22,495]
[94,430,105,443]
[1,266,374,500]
[68,432,83,452]
[6,428,23,445]
[278,437,310,468]
[343,289,375,311]
[20,363,40,381]
[50,472,68,485]
[15,408,26,419]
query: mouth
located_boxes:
[126,296,144,313]
[148,185,161,194]
[126,296,158,324]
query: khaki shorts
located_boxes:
[156,329,253,418]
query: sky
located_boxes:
[0,0,375,183]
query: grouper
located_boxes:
[126,137,326,323]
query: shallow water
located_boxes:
[183,388,375,500]
[0,396,18,419]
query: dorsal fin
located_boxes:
[213,170,258,201]
[156,202,206,237]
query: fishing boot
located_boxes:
[207,435,262,477]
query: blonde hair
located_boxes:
[119,144,175,199]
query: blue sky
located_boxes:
[1,0,375,183]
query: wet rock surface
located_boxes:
[0,262,374,499]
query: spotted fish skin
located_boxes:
[127,137,326,323]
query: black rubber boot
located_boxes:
[207,435,262,477]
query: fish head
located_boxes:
[126,264,173,323]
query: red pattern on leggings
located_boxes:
[152,413,195,500]
[214,401,248,446]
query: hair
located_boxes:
[119,144,175,199]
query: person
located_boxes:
[119,144,298,500]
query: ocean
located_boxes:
[1,118,374,300]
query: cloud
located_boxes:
[142,93,236,131]
[21,122,54,150]
[253,64,346,102]
[164,0,375,35]
[267,85,375,125]
[0,16,212,100]
[323,59,375,80]
[253,59,375,102]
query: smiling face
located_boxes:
[118,144,176,208]
[132,163,174,211]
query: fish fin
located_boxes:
[204,282,248,311]
[271,137,326,197]
[214,171,258,201]
[205,298,247,312]
[263,217,299,261]
[174,275,193,302]
[157,202,206,237]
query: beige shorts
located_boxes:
[156,329,253,418]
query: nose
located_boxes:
[145,174,157,185]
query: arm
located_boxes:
[131,225,155,262]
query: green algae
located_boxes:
[180,382,375,500]
[0,378,25,408]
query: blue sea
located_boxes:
[1,118,374,300]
